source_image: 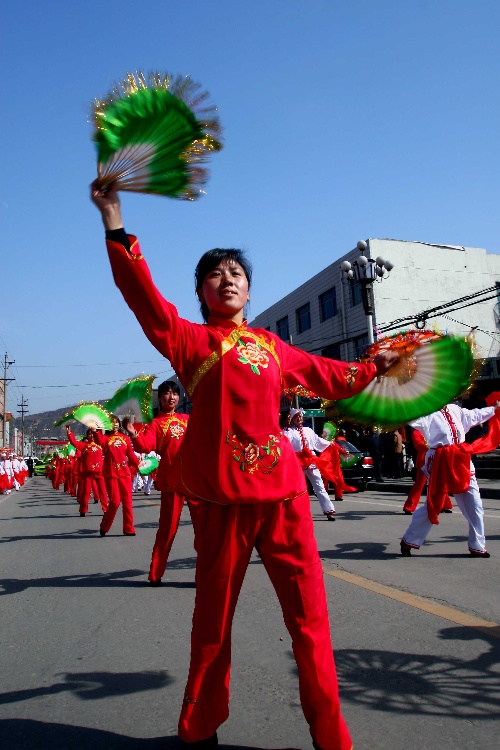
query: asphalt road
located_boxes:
[1,478,499,750]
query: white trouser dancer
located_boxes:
[304,466,335,514]
[403,473,486,553]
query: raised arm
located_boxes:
[90,181,196,375]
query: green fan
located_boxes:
[322,422,337,441]
[327,334,474,429]
[54,408,76,428]
[91,71,223,199]
[138,455,159,476]
[105,374,155,423]
[72,403,114,431]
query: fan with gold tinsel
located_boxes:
[91,71,223,199]
[325,331,474,429]
[105,374,156,423]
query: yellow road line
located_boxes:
[324,566,500,640]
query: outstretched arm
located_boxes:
[90,181,124,231]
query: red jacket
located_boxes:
[68,433,104,474]
[131,412,188,492]
[95,432,140,477]
[107,235,378,505]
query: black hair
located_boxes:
[158,380,180,398]
[195,248,252,322]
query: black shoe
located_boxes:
[469,549,490,558]
[123,532,136,536]
[442,509,453,513]
[149,579,162,587]
[324,511,336,521]
[334,496,343,502]
[400,541,412,557]
[403,509,413,515]
[79,512,85,517]
[93,499,98,503]
[99,529,106,537]
[181,733,218,749]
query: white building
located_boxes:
[250,238,500,362]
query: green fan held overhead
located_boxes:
[72,403,114,431]
[91,71,223,200]
[105,374,155,424]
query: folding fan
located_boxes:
[326,331,474,429]
[72,403,114,431]
[138,455,159,476]
[105,374,156,423]
[91,71,223,199]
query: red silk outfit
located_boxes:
[68,433,108,514]
[403,430,452,514]
[97,432,140,535]
[106,233,379,750]
[131,412,197,582]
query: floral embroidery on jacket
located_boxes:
[346,365,359,389]
[226,431,281,473]
[236,339,269,375]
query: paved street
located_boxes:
[1,478,499,750]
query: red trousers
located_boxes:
[178,494,352,750]
[404,470,453,513]
[149,491,198,582]
[91,476,109,511]
[100,474,135,534]
[77,473,107,514]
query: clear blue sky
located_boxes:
[2,0,499,416]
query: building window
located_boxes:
[276,316,290,341]
[353,334,368,359]
[264,326,271,331]
[296,303,311,334]
[322,344,342,360]
[319,288,337,321]
[350,282,362,307]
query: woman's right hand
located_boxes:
[90,180,124,230]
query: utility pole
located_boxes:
[1,353,15,449]
[17,394,29,456]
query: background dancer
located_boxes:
[401,400,500,558]
[126,380,196,586]
[96,417,140,537]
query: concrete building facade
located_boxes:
[250,238,500,363]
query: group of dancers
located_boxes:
[86,180,500,750]
[0,453,29,494]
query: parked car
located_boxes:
[334,438,374,490]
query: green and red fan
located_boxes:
[54,402,114,431]
[91,70,223,199]
[138,455,159,476]
[105,374,156,424]
[326,330,474,429]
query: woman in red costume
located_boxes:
[91,182,398,750]
[96,417,140,537]
[66,426,108,516]
[126,380,197,585]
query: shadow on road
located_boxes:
[0,719,298,750]
[0,569,146,596]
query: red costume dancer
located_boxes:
[96,418,140,536]
[127,380,196,584]
[51,455,63,490]
[67,427,107,516]
[91,182,399,750]
[403,429,452,515]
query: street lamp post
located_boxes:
[340,240,393,345]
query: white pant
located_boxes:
[143,474,153,494]
[304,467,335,514]
[402,475,486,553]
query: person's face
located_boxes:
[112,419,120,433]
[292,413,303,428]
[159,389,179,413]
[198,260,249,322]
